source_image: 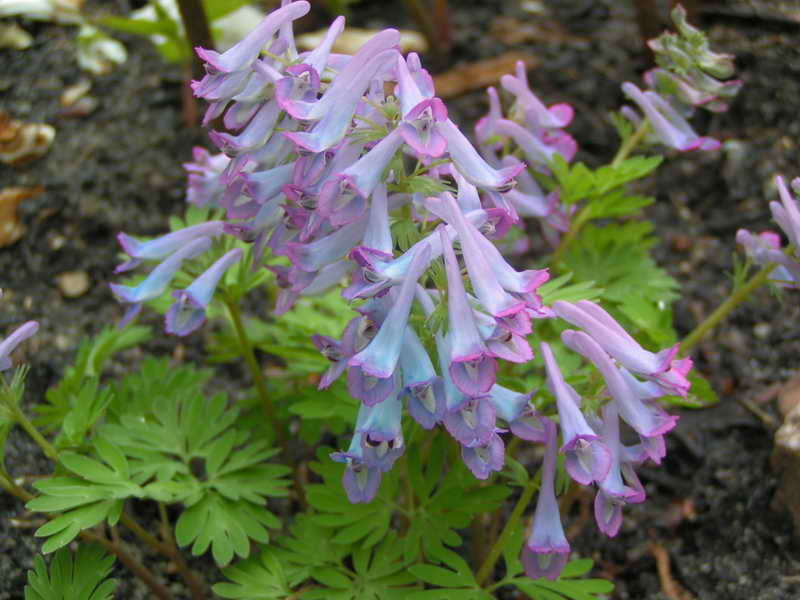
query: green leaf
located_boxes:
[35,325,150,433]
[313,567,352,589]
[594,156,662,194]
[175,493,278,566]
[100,359,288,565]
[203,0,256,21]
[664,370,719,408]
[100,15,176,36]
[563,222,679,345]
[538,273,603,305]
[24,544,116,600]
[214,548,296,599]
[27,437,144,551]
[408,564,472,588]
[403,440,511,565]
[306,447,397,548]
[26,437,145,552]
[549,155,595,206]
[510,558,614,600]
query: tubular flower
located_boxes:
[110,237,212,327]
[540,341,611,485]
[166,248,243,336]
[439,225,497,398]
[0,321,38,371]
[553,300,692,398]
[521,416,570,580]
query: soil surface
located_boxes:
[1,0,799,598]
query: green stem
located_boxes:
[475,476,539,586]
[223,295,287,453]
[551,119,652,269]
[679,262,778,355]
[0,468,32,501]
[611,119,650,169]
[9,404,59,462]
[551,204,593,270]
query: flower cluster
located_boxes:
[474,60,575,247]
[621,5,741,152]
[109,0,692,580]
[737,175,800,287]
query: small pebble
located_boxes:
[56,271,90,298]
[754,322,771,340]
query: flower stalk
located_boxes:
[223,294,288,453]
[680,262,778,355]
[475,474,539,586]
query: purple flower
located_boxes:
[399,327,445,429]
[395,54,448,157]
[540,342,610,485]
[345,208,490,300]
[331,431,382,504]
[115,221,224,274]
[553,300,692,398]
[313,316,362,389]
[500,61,574,130]
[348,245,431,405]
[562,330,679,441]
[434,193,527,319]
[286,218,367,273]
[462,432,504,480]
[770,176,800,250]
[338,128,406,201]
[487,384,530,425]
[210,99,281,156]
[443,397,496,448]
[165,248,243,336]
[194,1,310,73]
[621,82,720,152]
[184,148,230,208]
[280,31,400,153]
[437,119,524,191]
[509,403,548,443]
[110,237,212,328]
[592,403,646,538]
[521,416,570,580]
[0,321,38,371]
[439,225,497,397]
[356,388,404,472]
[735,229,800,287]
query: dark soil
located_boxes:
[1,0,799,598]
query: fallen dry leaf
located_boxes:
[0,185,42,247]
[433,52,539,99]
[772,382,800,536]
[60,79,98,118]
[489,16,589,45]
[0,111,55,166]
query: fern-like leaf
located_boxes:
[24,544,116,600]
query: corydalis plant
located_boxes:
[107,0,699,584]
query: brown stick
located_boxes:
[649,538,693,600]
[176,0,214,81]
